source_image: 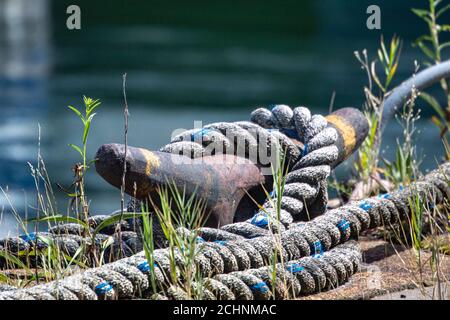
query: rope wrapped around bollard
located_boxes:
[160,105,341,223]
[0,105,357,266]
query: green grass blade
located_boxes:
[26,215,89,230]
[68,144,83,157]
[92,212,144,238]
[68,105,82,118]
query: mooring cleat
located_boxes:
[95,145,267,227]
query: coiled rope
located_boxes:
[1,161,449,300]
[0,241,361,300]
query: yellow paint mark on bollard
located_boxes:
[140,149,161,177]
[325,114,356,157]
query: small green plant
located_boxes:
[36,235,87,282]
[0,127,93,285]
[383,76,421,187]
[383,143,415,187]
[426,204,448,299]
[413,0,450,157]
[373,36,403,94]
[141,210,158,296]
[354,112,379,183]
[353,36,402,198]
[0,95,146,281]
[66,96,102,224]
[409,191,426,252]
[260,147,293,298]
[148,183,207,299]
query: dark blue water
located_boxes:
[0,0,448,236]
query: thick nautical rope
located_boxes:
[0,105,337,265]
[158,242,361,300]
[1,162,449,300]
[160,105,338,230]
[249,105,337,225]
[0,242,361,300]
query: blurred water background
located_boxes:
[0,0,449,236]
